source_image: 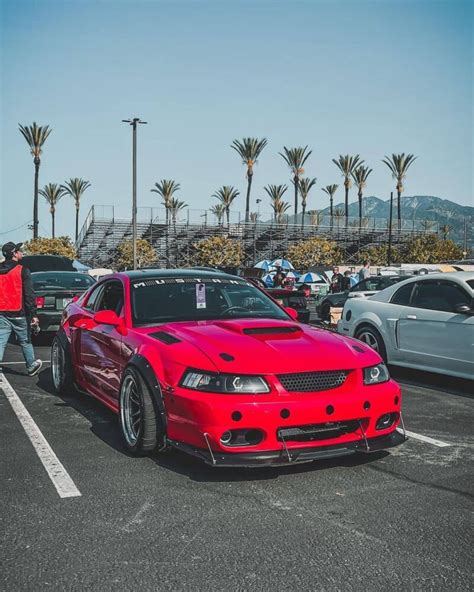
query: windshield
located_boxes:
[32,272,95,291]
[131,277,290,325]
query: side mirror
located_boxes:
[285,307,299,320]
[454,303,471,314]
[94,309,121,326]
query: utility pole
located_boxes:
[387,191,393,266]
[122,117,147,269]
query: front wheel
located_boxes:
[51,336,75,395]
[119,367,166,455]
[355,325,387,361]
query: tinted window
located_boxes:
[467,280,474,289]
[131,278,289,325]
[32,272,95,290]
[411,281,470,312]
[96,281,124,315]
[391,283,415,306]
[351,280,368,292]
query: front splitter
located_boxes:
[167,430,407,467]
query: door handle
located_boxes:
[406,315,417,320]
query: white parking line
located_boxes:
[400,429,451,448]
[0,373,81,498]
[0,360,51,365]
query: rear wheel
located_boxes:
[119,367,165,455]
[51,336,75,395]
[355,325,387,361]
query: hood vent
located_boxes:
[243,326,301,335]
[149,331,181,345]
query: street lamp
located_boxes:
[122,117,147,269]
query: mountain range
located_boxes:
[318,195,473,248]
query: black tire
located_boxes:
[355,324,387,362]
[51,335,75,395]
[119,366,165,456]
[320,301,331,322]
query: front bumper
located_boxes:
[168,429,407,467]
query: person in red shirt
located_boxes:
[0,242,42,376]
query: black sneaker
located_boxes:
[27,360,43,376]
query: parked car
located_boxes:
[22,255,75,272]
[265,288,311,323]
[338,272,474,380]
[32,271,96,333]
[318,276,408,322]
[51,269,405,466]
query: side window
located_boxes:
[95,281,124,315]
[390,282,414,306]
[83,284,103,311]
[411,281,470,312]
[351,280,368,292]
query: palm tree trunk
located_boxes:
[358,190,362,231]
[397,189,401,231]
[245,172,253,223]
[301,204,306,230]
[51,209,55,238]
[75,205,80,242]
[227,208,230,227]
[33,157,40,239]
[344,182,349,228]
[293,176,298,218]
[330,198,333,231]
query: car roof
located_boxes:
[120,268,242,281]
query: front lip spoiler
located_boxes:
[167,430,407,468]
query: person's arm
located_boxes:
[22,267,38,318]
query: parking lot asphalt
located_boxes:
[1,340,473,592]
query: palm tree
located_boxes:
[61,178,91,242]
[298,177,317,229]
[249,212,259,223]
[210,204,226,225]
[231,137,268,223]
[212,185,240,226]
[39,183,66,238]
[168,198,187,226]
[351,165,373,229]
[151,179,181,226]
[382,153,417,230]
[440,224,453,240]
[332,154,364,227]
[18,122,53,239]
[322,184,338,230]
[279,146,312,218]
[333,207,345,229]
[264,184,289,223]
[308,210,323,228]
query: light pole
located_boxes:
[122,117,147,269]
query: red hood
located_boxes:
[139,319,380,374]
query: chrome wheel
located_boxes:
[120,374,142,447]
[357,330,379,352]
[51,340,64,391]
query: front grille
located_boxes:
[277,370,348,392]
[277,420,360,442]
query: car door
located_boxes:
[398,279,474,376]
[79,280,126,401]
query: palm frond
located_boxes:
[18,122,52,158]
[151,179,181,208]
[279,146,312,177]
[39,183,66,208]
[61,177,91,207]
[231,137,268,170]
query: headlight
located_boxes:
[180,370,270,394]
[363,363,390,385]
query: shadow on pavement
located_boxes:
[389,366,474,399]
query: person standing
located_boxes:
[358,260,371,282]
[330,266,344,293]
[0,242,42,376]
[273,267,285,288]
[342,270,352,291]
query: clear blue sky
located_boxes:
[1,0,472,241]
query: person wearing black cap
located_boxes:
[0,242,42,376]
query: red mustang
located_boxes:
[52,269,405,466]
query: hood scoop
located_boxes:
[149,331,181,344]
[243,325,302,335]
